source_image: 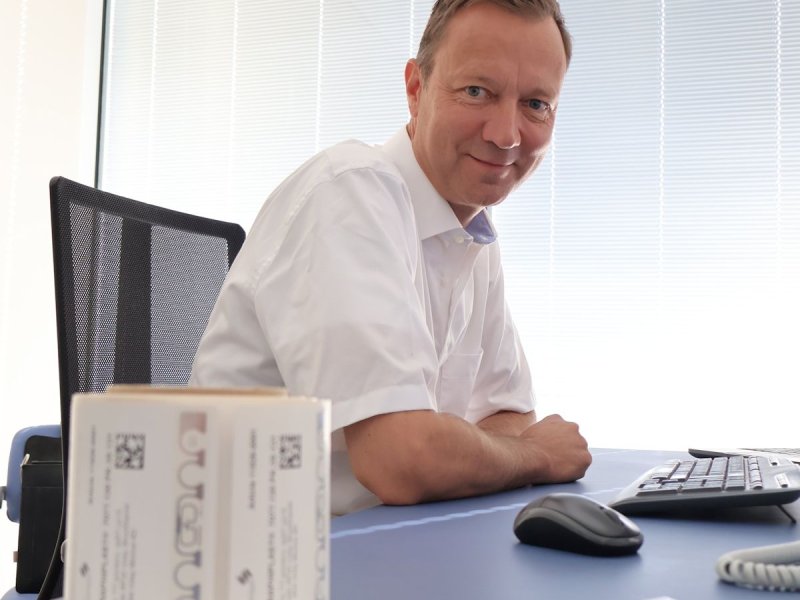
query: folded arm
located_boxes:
[477,409,536,436]
[343,410,591,506]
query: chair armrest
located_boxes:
[4,425,61,523]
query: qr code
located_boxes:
[279,434,302,469]
[114,433,145,470]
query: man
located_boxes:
[190,0,591,515]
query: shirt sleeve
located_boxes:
[465,243,535,423]
[250,165,438,432]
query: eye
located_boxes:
[465,86,485,98]
[526,98,553,120]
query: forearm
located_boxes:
[411,413,538,500]
[477,410,536,436]
[344,410,577,505]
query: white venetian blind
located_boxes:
[100,0,434,229]
[100,0,800,450]
[493,0,800,448]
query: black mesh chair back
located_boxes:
[42,176,245,598]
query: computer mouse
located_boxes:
[513,492,643,556]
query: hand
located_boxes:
[520,414,591,483]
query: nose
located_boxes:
[482,101,521,150]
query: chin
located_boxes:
[474,188,513,207]
[447,181,512,212]
[476,177,518,198]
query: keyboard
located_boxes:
[745,448,800,457]
[609,455,800,516]
[689,446,800,465]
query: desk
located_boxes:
[331,449,800,600]
[4,449,798,600]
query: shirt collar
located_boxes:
[381,127,497,245]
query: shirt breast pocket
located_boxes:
[437,351,483,418]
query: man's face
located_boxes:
[406,3,567,225]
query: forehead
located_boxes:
[431,3,567,92]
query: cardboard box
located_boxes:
[64,386,330,600]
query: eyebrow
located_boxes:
[458,73,559,101]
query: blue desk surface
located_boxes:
[5,449,798,600]
[331,449,800,600]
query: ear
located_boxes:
[405,59,423,119]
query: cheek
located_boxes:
[437,103,482,136]
[522,126,553,158]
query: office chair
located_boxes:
[2,176,245,600]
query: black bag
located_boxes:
[15,435,63,595]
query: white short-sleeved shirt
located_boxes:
[190,128,534,514]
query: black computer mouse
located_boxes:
[513,492,643,556]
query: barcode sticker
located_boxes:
[114,433,145,469]
[279,434,302,469]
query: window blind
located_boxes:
[100,0,427,227]
[494,0,800,448]
[100,0,800,449]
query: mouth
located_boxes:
[469,155,514,170]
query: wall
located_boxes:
[0,0,102,590]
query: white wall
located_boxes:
[0,0,102,590]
